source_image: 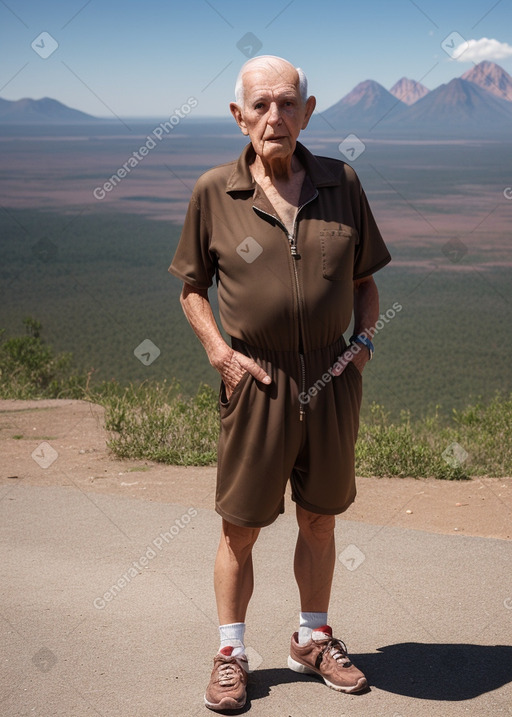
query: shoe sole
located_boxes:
[204,694,246,711]
[287,655,368,693]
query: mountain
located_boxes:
[403,77,512,129]
[319,79,407,130]
[389,77,429,105]
[461,60,512,102]
[317,67,512,137]
[0,97,98,123]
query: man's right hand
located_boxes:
[179,284,271,399]
[212,348,271,400]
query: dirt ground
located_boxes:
[1,399,510,540]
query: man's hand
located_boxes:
[345,346,370,376]
[342,275,379,376]
[212,347,271,400]
[180,283,272,399]
[334,345,370,377]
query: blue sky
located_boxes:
[1,0,512,117]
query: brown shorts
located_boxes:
[216,336,363,528]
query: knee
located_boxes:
[296,506,335,541]
[221,519,260,557]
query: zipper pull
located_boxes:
[289,235,300,259]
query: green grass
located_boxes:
[0,317,89,399]
[101,380,219,465]
[355,397,512,479]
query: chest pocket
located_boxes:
[321,224,358,281]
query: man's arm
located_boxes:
[345,275,380,374]
[180,282,271,398]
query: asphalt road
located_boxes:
[1,483,511,717]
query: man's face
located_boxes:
[230,63,315,163]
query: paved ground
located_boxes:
[1,482,511,717]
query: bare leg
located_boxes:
[294,505,336,612]
[214,518,260,624]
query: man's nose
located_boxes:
[267,103,282,124]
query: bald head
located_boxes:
[234,55,308,107]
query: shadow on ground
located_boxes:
[243,643,512,708]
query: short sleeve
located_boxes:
[353,187,391,280]
[168,188,216,289]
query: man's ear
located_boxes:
[301,95,316,130]
[230,102,249,135]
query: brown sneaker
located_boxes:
[204,646,249,711]
[288,625,367,693]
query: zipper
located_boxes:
[254,190,318,421]
[288,230,305,420]
[298,353,306,421]
[288,192,317,421]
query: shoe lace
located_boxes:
[319,638,353,668]
[217,659,242,687]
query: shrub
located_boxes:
[101,380,218,465]
[0,318,88,398]
[356,397,512,479]
[356,404,468,479]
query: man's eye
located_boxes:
[254,103,264,109]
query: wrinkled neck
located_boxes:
[251,152,302,184]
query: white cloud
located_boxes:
[455,37,512,62]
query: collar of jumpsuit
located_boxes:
[225,140,342,199]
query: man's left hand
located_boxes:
[348,347,370,375]
[335,345,370,377]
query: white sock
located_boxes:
[219,622,246,656]
[298,611,328,644]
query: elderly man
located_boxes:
[169,55,390,711]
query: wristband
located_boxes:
[349,334,374,360]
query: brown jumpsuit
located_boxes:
[169,141,391,527]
